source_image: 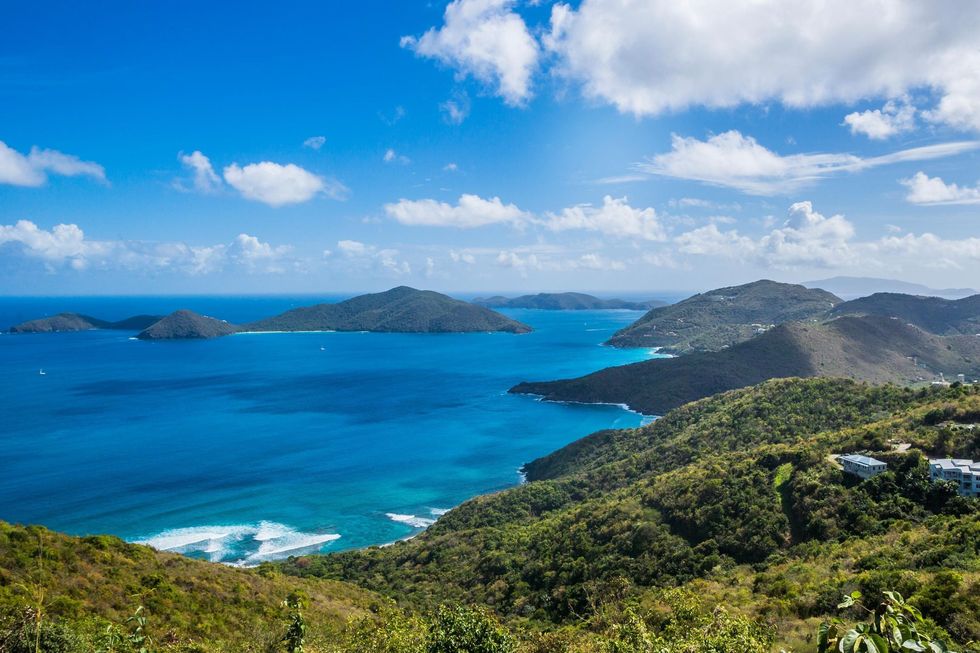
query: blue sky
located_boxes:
[2,0,980,294]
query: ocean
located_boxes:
[0,296,660,565]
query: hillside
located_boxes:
[8,313,163,334]
[473,292,665,311]
[279,378,980,651]
[804,276,977,299]
[0,521,379,651]
[245,286,532,333]
[511,315,980,415]
[137,310,240,340]
[607,279,840,352]
[832,292,980,335]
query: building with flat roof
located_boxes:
[839,454,887,479]
[929,459,980,497]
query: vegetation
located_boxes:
[280,379,980,650]
[606,279,840,352]
[831,292,980,336]
[244,286,531,334]
[137,310,240,340]
[8,313,161,334]
[512,315,980,415]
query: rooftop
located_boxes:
[839,454,886,466]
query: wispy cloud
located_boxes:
[0,140,106,187]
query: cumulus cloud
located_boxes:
[638,130,980,195]
[440,93,471,124]
[223,161,346,206]
[303,136,326,150]
[177,150,221,193]
[0,140,106,187]
[0,220,291,274]
[544,195,666,240]
[901,171,980,205]
[676,201,854,268]
[843,99,917,139]
[385,193,530,228]
[402,0,538,106]
[336,239,410,275]
[544,0,980,131]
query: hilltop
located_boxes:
[8,312,162,334]
[831,292,980,335]
[607,279,840,352]
[804,275,977,299]
[512,315,980,415]
[137,310,240,340]
[473,292,666,311]
[245,286,531,334]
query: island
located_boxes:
[137,310,240,340]
[8,312,163,333]
[830,291,980,336]
[606,279,841,352]
[243,286,531,334]
[511,314,980,415]
[472,292,666,311]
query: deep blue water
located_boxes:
[0,297,659,565]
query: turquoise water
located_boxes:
[0,297,657,565]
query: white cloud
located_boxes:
[0,140,106,187]
[303,136,326,150]
[450,249,476,264]
[402,0,538,106]
[901,171,980,205]
[843,99,917,139]
[440,94,471,124]
[544,0,980,131]
[638,130,980,195]
[444,162,459,172]
[223,161,345,206]
[177,150,221,193]
[383,148,411,165]
[676,201,854,268]
[0,220,290,275]
[544,195,666,240]
[336,239,410,275]
[385,193,530,228]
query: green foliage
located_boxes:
[819,590,959,653]
[426,605,515,653]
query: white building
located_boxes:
[929,459,980,497]
[839,454,888,479]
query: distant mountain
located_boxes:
[804,276,977,299]
[831,292,980,335]
[9,312,162,333]
[512,315,980,415]
[473,292,666,311]
[245,286,532,334]
[137,310,239,340]
[607,279,840,352]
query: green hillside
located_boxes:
[606,280,840,352]
[512,315,980,415]
[245,287,531,334]
[279,378,980,651]
[831,292,980,335]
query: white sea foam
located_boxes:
[386,512,436,528]
[429,507,450,516]
[133,522,340,566]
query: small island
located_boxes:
[9,312,163,334]
[243,286,531,334]
[137,310,240,340]
[472,292,665,311]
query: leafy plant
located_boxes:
[819,590,958,653]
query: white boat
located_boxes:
[38,369,46,375]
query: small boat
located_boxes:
[38,369,46,376]
[320,346,325,351]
